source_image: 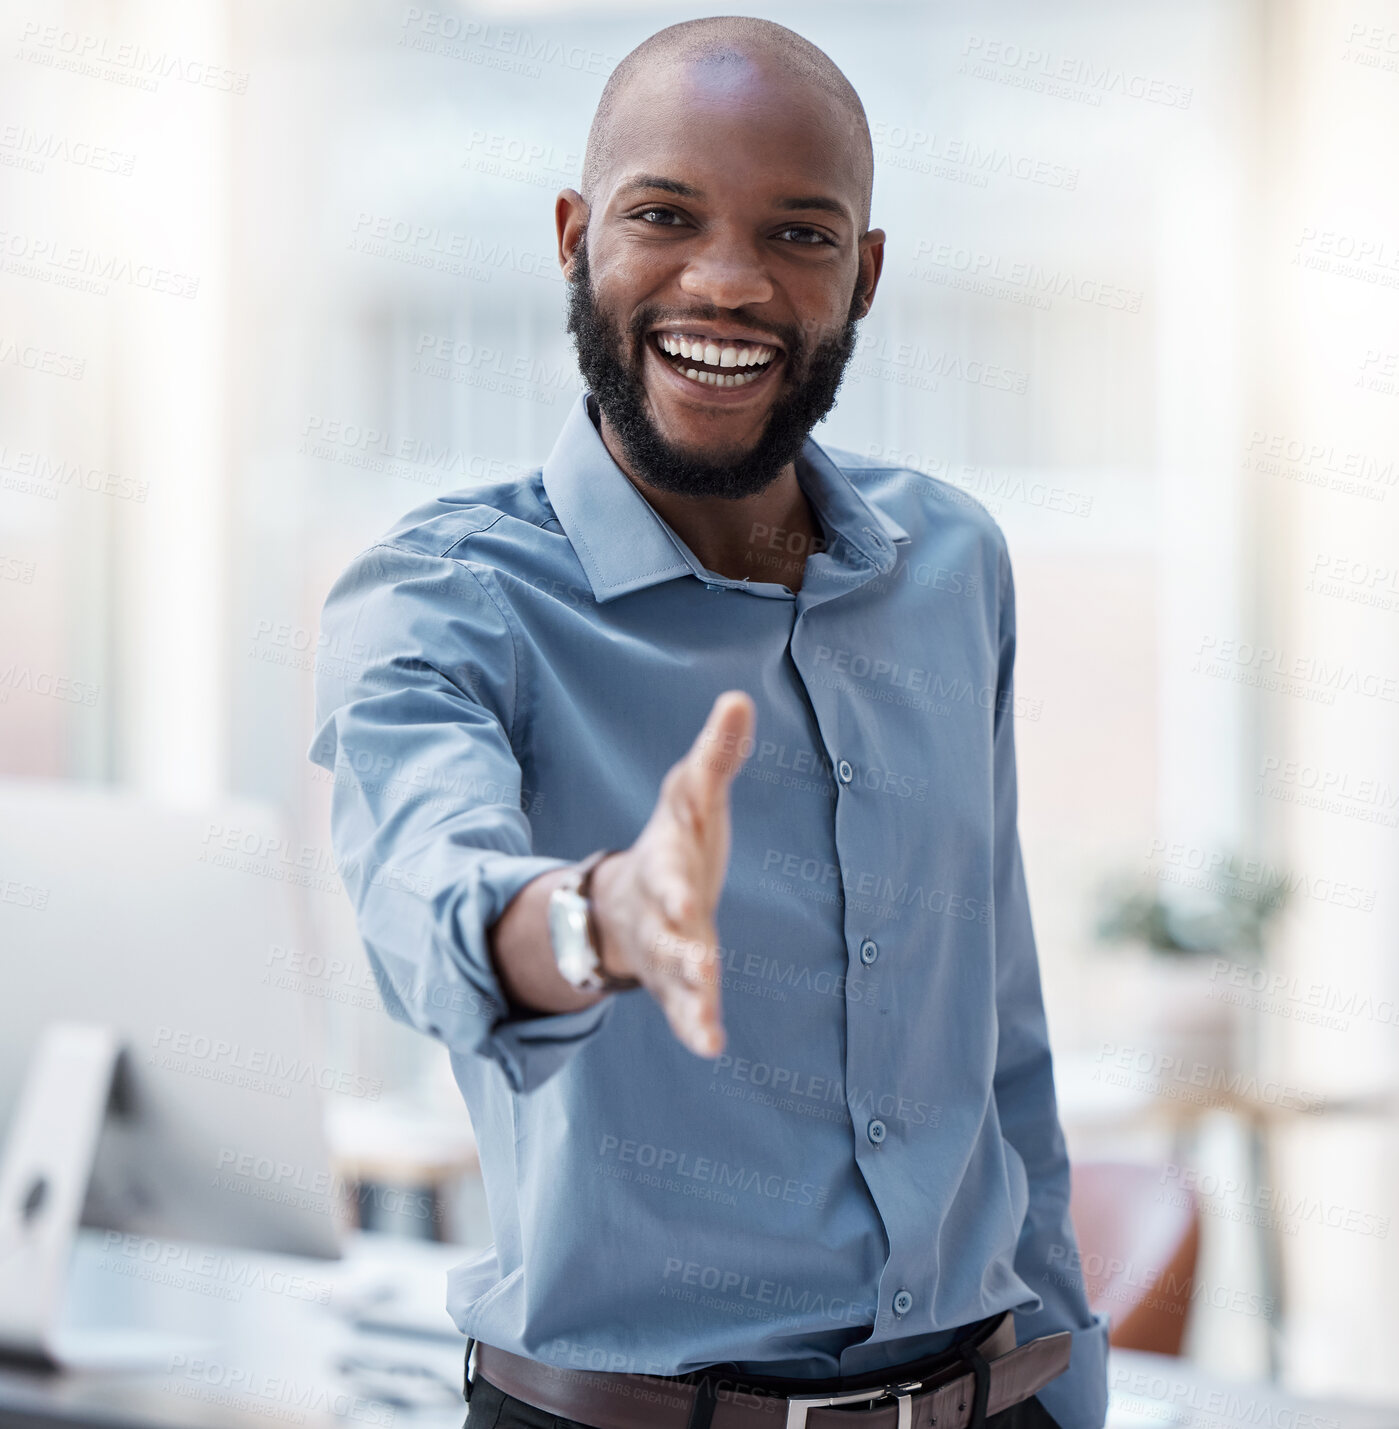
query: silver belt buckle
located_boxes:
[784,1377,923,1429]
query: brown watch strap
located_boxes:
[576,850,640,991]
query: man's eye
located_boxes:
[636,208,683,225]
[777,226,832,246]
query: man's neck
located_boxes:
[592,402,825,592]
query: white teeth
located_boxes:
[679,366,760,388]
[656,333,778,374]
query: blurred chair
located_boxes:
[1068,1160,1201,1355]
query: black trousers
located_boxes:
[464,1369,1064,1429]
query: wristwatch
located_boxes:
[547,849,640,993]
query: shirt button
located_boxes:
[893,1289,914,1316]
[836,759,854,784]
[867,1118,886,1145]
[859,938,878,965]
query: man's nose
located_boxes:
[678,232,775,310]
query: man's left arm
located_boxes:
[989,530,1110,1429]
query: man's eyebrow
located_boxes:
[617,175,702,199]
[615,176,853,223]
[774,194,851,221]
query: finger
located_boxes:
[640,918,725,1056]
[649,924,720,988]
[682,691,756,812]
[663,980,725,1059]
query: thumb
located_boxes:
[683,690,756,810]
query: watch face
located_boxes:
[548,887,598,987]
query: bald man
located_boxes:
[312,16,1109,1429]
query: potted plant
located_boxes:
[1089,856,1289,1082]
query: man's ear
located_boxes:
[556,188,590,279]
[852,227,886,320]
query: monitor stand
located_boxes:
[0,1023,211,1369]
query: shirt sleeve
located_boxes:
[307,540,619,1096]
[989,531,1110,1429]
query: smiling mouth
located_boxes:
[649,331,783,389]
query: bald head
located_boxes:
[582,16,874,232]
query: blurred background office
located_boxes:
[2,0,1397,1418]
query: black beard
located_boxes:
[564,238,865,501]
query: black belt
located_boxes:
[466,1311,1071,1429]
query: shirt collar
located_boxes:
[541,391,910,605]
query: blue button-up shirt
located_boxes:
[310,391,1109,1429]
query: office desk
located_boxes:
[0,1230,469,1429]
[1,1233,1393,1429]
[1107,1349,1396,1428]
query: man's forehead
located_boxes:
[616,52,850,127]
[584,41,873,228]
[596,80,866,215]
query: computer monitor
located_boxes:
[0,780,343,1366]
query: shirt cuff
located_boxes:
[486,994,622,1094]
[460,851,622,1095]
